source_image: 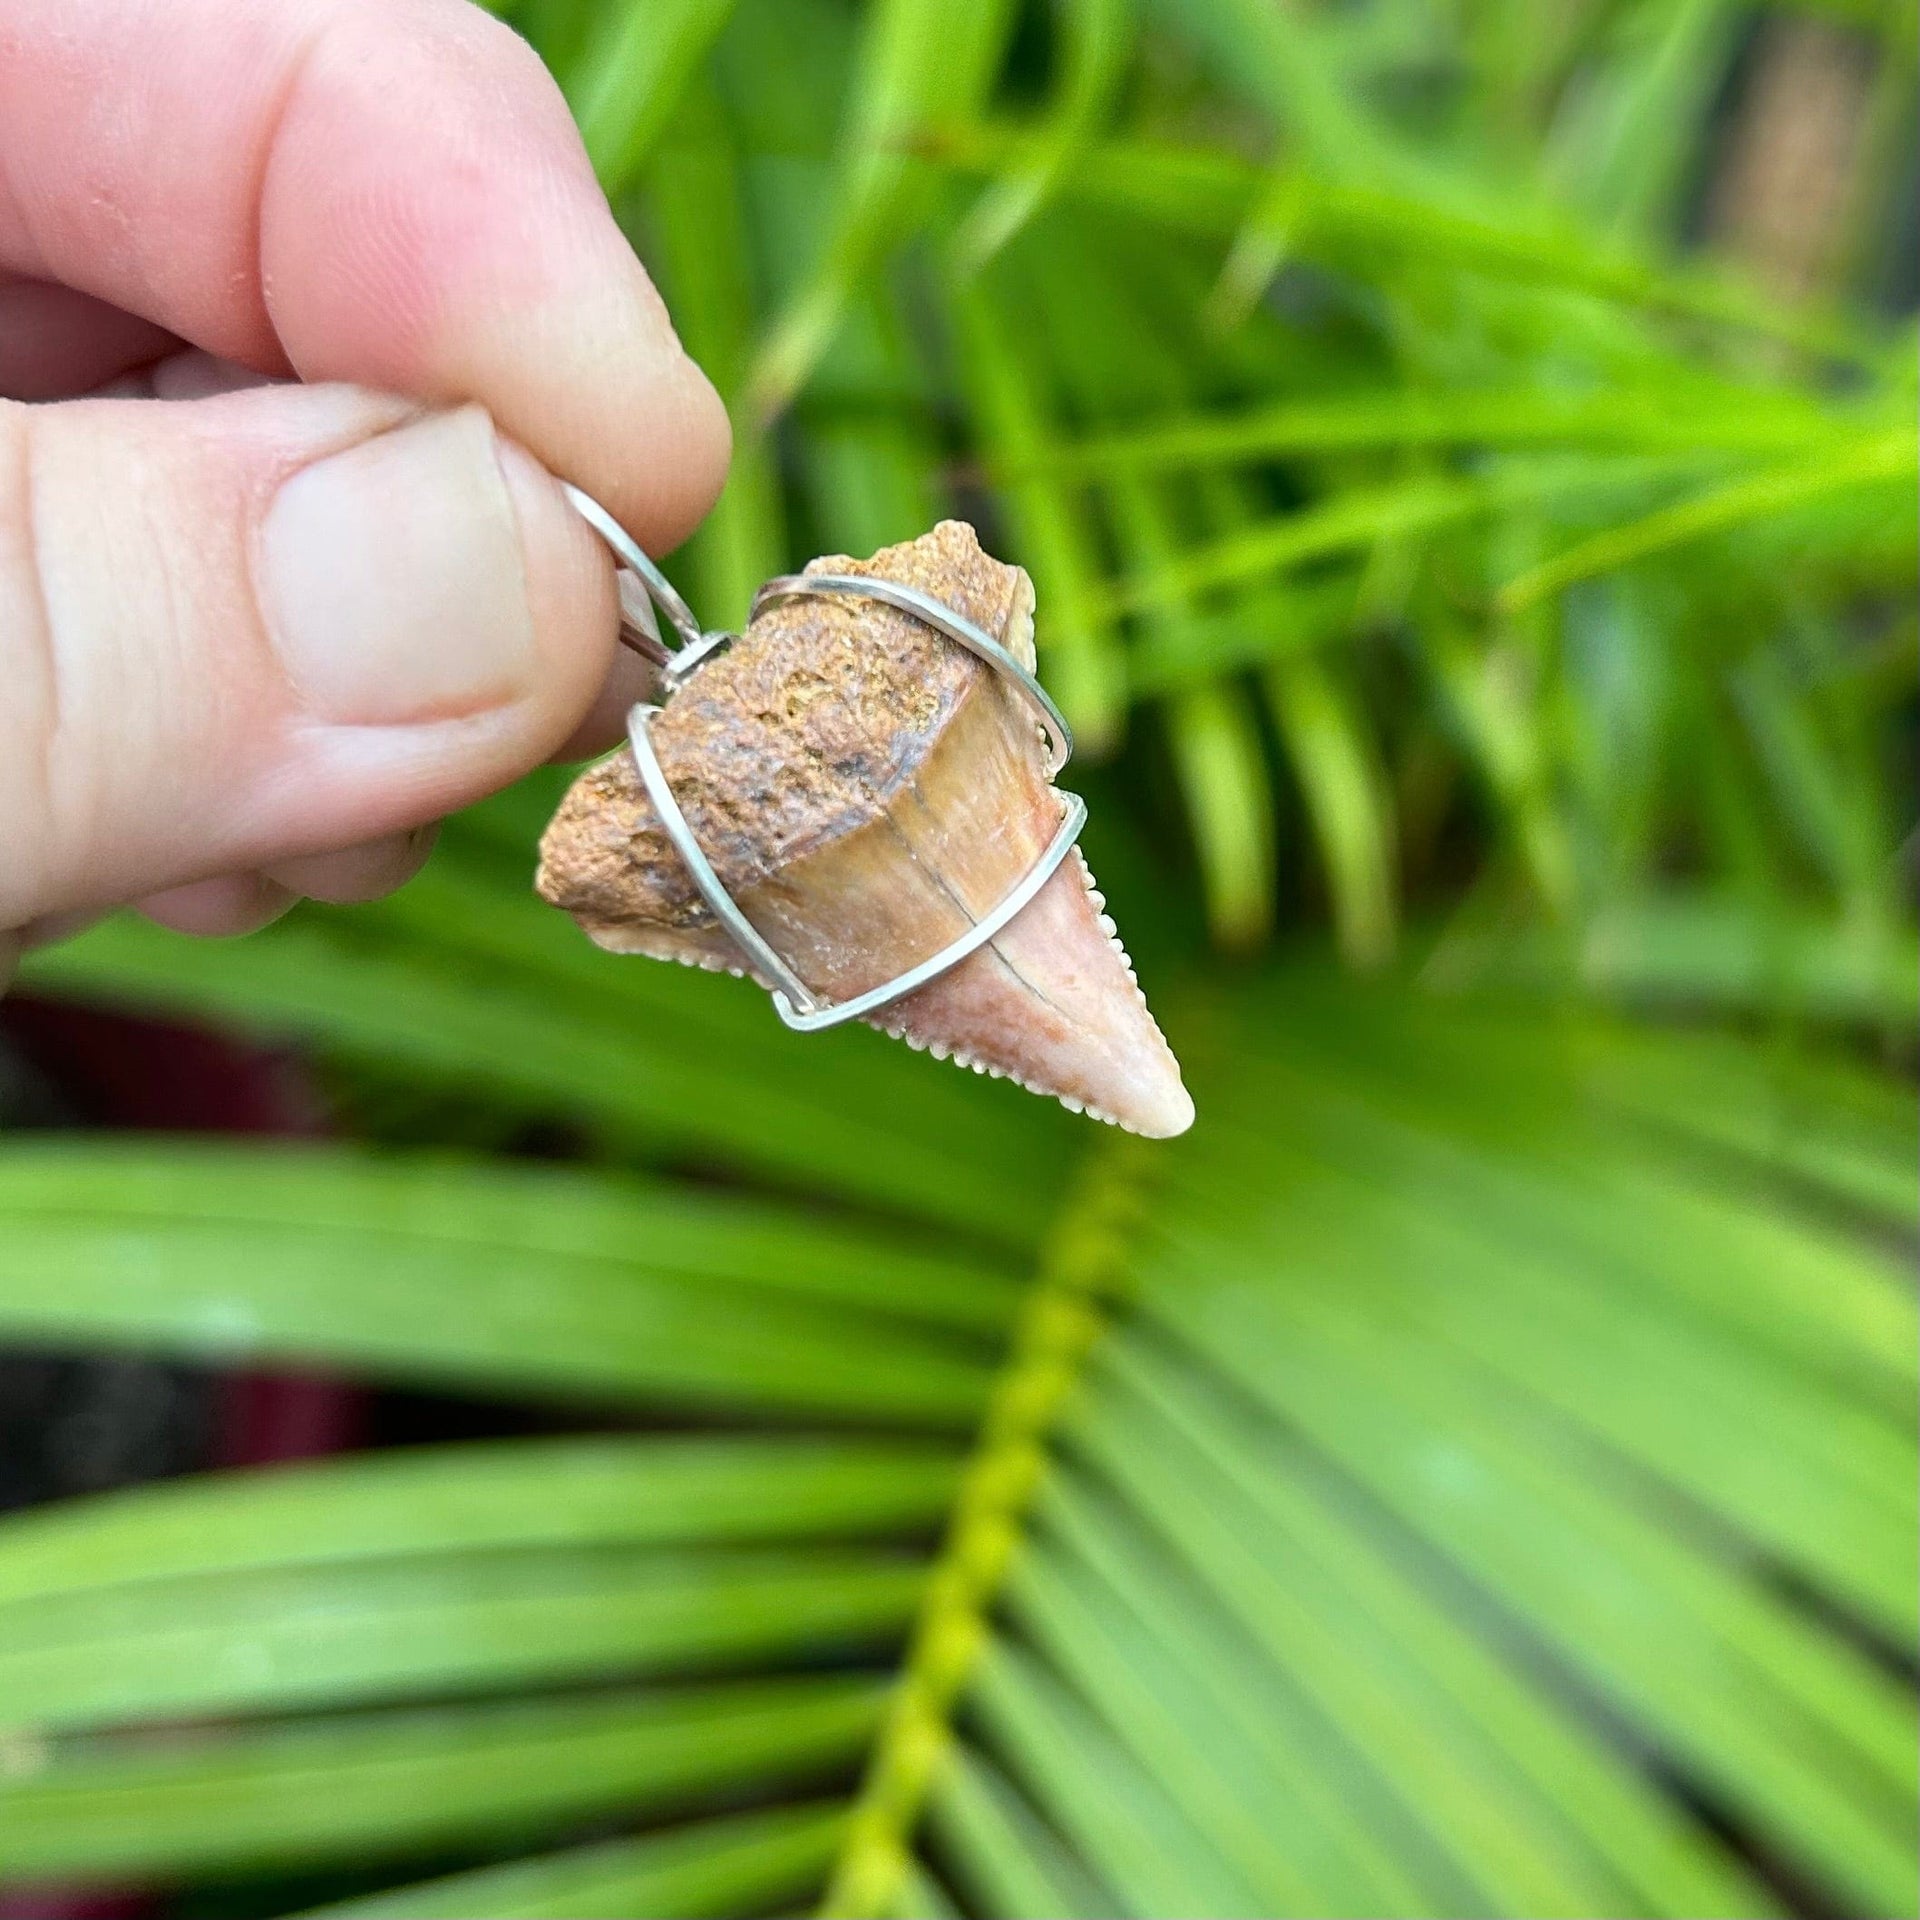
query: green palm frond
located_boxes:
[2,968,1911,1915]
[637,0,1915,972]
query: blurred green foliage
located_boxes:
[3,0,1916,1914]
[0,982,1913,1915]
[608,0,1915,982]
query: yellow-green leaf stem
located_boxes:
[819,1138,1157,1918]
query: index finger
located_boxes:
[0,0,729,551]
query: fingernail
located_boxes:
[259,405,538,725]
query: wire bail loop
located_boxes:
[560,482,734,686]
[566,486,1085,1033]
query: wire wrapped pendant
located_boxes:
[540,491,1193,1136]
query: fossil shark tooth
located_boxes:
[535,520,1194,1138]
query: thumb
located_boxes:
[0,382,617,931]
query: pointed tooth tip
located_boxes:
[1132,1078,1196,1138]
[855,843,1196,1139]
[1060,1062,1196,1138]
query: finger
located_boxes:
[0,0,730,553]
[16,909,106,952]
[263,823,438,904]
[548,645,661,763]
[0,275,178,401]
[89,350,281,405]
[151,351,282,402]
[93,822,435,949]
[136,873,300,938]
[0,380,616,930]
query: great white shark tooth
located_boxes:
[535,520,1194,1138]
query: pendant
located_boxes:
[537,493,1193,1138]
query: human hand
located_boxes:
[0,0,730,986]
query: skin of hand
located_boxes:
[0,0,731,987]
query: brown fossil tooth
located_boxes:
[536,520,1193,1137]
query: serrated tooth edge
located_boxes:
[866,839,1159,1131]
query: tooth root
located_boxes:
[536,519,1193,1138]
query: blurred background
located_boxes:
[0,0,1914,1914]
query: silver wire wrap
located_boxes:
[567,486,1086,1033]
[561,484,698,667]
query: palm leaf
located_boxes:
[4,1695,869,1883]
[0,1142,1012,1421]
[305,1804,849,1918]
[3,968,1911,1915]
[566,0,744,197]
[1497,430,1918,612]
